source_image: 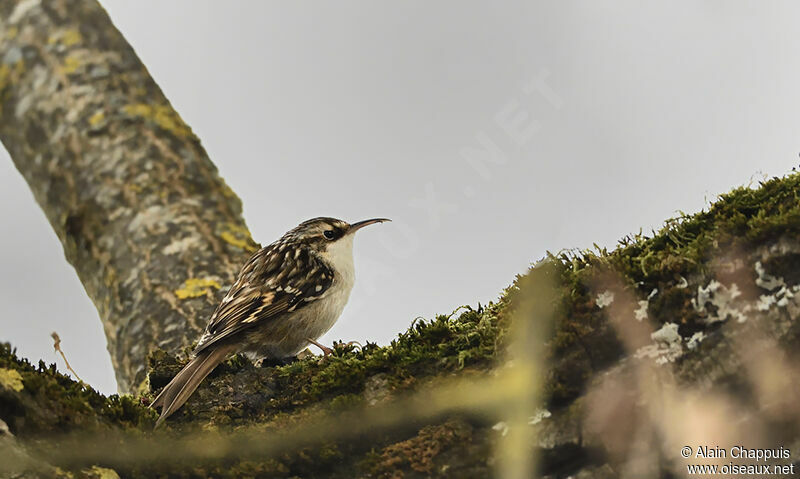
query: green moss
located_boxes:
[327,393,364,412]
[0,343,155,436]
[605,175,800,284]
[270,304,507,407]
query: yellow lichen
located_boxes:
[123,103,150,117]
[62,29,83,46]
[174,278,222,300]
[0,64,9,107]
[62,54,81,74]
[13,59,24,76]
[48,29,82,47]
[83,466,120,479]
[220,222,259,252]
[130,86,147,98]
[0,368,24,392]
[54,467,75,478]
[0,60,23,118]
[88,110,105,126]
[6,26,18,40]
[123,103,193,138]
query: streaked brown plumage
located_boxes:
[151,217,389,427]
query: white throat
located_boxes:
[320,234,356,287]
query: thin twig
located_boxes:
[51,332,84,383]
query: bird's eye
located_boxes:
[323,230,335,240]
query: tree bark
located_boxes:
[0,0,258,393]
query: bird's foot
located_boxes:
[306,339,363,358]
[338,340,363,351]
[306,338,334,357]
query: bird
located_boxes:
[150,217,390,427]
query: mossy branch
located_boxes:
[3,168,800,477]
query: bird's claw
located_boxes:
[306,338,334,357]
[306,339,362,357]
[341,340,363,350]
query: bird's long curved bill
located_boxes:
[349,218,391,233]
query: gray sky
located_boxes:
[2,1,799,394]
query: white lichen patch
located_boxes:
[8,0,40,24]
[634,288,658,322]
[157,337,179,349]
[686,331,705,350]
[751,261,800,311]
[528,409,552,425]
[634,322,683,365]
[634,300,649,321]
[758,284,800,311]
[691,262,800,324]
[777,286,800,306]
[127,203,195,238]
[634,322,713,364]
[692,280,749,323]
[492,421,509,436]
[633,265,800,364]
[163,322,183,333]
[128,205,168,232]
[651,322,680,344]
[596,290,615,308]
[163,235,202,255]
[757,294,777,311]
[754,261,784,291]
[492,412,550,437]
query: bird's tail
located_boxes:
[150,344,234,428]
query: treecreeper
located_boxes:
[151,217,390,427]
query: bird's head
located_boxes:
[285,217,390,254]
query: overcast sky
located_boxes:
[2,1,799,394]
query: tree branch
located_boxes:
[0,0,258,393]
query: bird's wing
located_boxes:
[193,243,334,354]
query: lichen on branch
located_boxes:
[0,0,258,393]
